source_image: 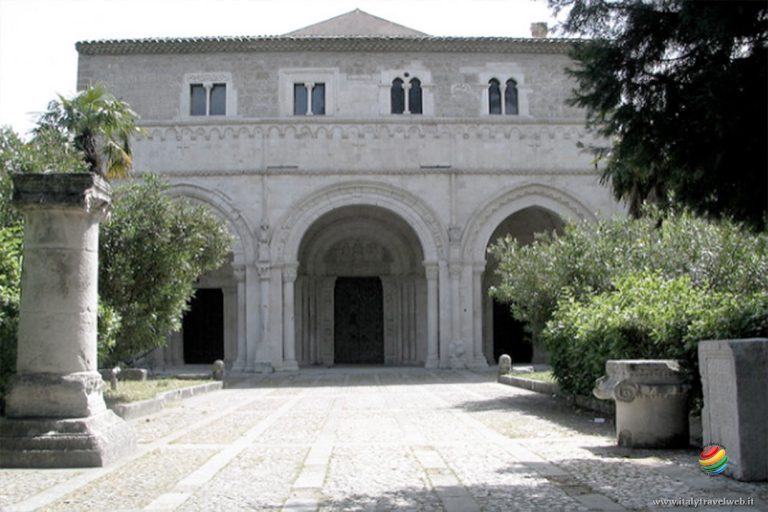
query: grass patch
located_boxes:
[511,370,557,383]
[103,378,211,405]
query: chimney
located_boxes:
[530,22,548,38]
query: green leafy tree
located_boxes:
[550,0,768,228]
[99,176,232,366]
[36,83,142,179]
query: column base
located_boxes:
[247,362,275,374]
[279,359,299,371]
[424,357,439,369]
[6,371,107,418]
[0,410,135,468]
[467,357,489,369]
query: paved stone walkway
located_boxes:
[1,368,766,511]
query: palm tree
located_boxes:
[36,83,142,179]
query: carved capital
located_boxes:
[472,260,487,275]
[233,264,246,282]
[423,262,439,281]
[448,263,463,279]
[12,173,112,221]
[282,263,298,283]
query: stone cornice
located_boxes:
[137,168,599,177]
[138,118,593,143]
[77,36,578,56]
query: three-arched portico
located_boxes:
[151,179,605,371]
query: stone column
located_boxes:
[231,265,247,371]
[424,262,439,368]
[0,173,134,468]
[448,262,465,368]
[282,263,299,370]
[258,263,272,371]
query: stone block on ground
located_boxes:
[699,338,768,482]
[120,368,149,381]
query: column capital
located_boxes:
[472,260,487,274]
[423,260,439,280]
[448,262,463,279]
[282,262,299,283]
[13,173,112,220]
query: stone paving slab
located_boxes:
[1,369,766,511]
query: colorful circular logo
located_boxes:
[699,445,728,475]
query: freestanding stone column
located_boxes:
[699,338,768,481]
[0,173,134,468]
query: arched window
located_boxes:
[408,78,423,115]
[391,78,405,114]
[488,79,502,115]
[505,79,519,115]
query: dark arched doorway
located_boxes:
[483,206,564,364]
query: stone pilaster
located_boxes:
[0,173,135,468]
[468,262,489,368]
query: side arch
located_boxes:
[462,183,597,262]
[271,181,447,263]
[167,183,255,265]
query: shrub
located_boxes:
[542,272,768,398]
[99,175,231,366]
[489,209,768,341]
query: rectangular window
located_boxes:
[190,84,207,116]
[294,83,308,115]
[312,83,325,115]
[209,83,226,115]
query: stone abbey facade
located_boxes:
[76,10,623,371]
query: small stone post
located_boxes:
[593,360,689,448]
[498,354,512,376]
[699,339,768,481]
[212,359,225,381]
[0,173,135,468]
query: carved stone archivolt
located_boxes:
[461,182,597,262]
[272,181,446,262]
[167,183,254,263]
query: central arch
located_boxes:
[295,205,427,366]
[272,181,446,263]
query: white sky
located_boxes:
[0,0,558,136]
